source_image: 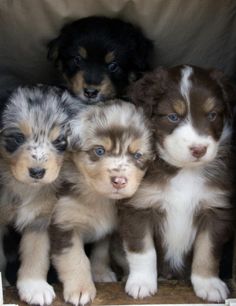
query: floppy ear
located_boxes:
[210,69,236,116]
[128,67,168,117]
[47,36,62,67]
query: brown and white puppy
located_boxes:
[118,65,235,302]
[50,101,154,306]
[0,86,82,305]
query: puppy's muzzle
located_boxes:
[111,176,128,190]
[29,167,46,179]
[189,145,207,158]
[83,88,99,99]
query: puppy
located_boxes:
[50,101,154,306]
[0,85,83,305]
[48,16,153,103]
[118,65,235,302]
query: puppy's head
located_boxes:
[0,86,78,185]
[48,16,153,104]
[68,101,154,199]
[130,65,235,168]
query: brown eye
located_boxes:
[108,61,120,73]
[74,55,82,67]
[207,111,217,122]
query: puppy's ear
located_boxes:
[128,67,168,117]
[47,37,62,66]
[210,69,236,115]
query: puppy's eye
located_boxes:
[5,133,25,153]
[108,61,120,73]
[94,147,105,157]
[52,135,67,152]
[207,111,217,122]
[133,152,143,160]
[74,55,82,67]
[167,113,180,123]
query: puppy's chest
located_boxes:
[153,169,216,271]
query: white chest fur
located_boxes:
[157,167,219,271]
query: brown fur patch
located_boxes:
[105,51,115,64]
[69,71,84,95]
[173,100,186,116]
[49,126,61,142]
[203,97,216,113]
[78,47,87,59]
[19,121,32,137]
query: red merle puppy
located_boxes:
[118,65,236,302]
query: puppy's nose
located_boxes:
[111,176,128,190]
[83,88,99,99]
[189,145,207,158]
[29,167,46,179]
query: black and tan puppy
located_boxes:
[0,86,83,305]
[50,101,154,306]
[48,16,153,103]
[118,66,235,302]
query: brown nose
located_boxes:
[190,145,207,158]
[111,176,128,189]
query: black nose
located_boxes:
[83,88,99,99]
[29,167,46,179]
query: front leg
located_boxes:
[52,230,96,306]
[191,230,229,302]
[90,236,117,282]
[119,206,157,299]
[17,229,55,305]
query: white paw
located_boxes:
[125,273,157,299]
[17,279,55,305]
[191,274,229,302]
[92,266,117,282]
[64,280,96,306]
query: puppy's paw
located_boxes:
[191,274,229,302]
[17,279,55,305]
[125,273,157,299]
[92,265,117,282]
[64,279,96,306]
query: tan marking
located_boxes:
[99,137,112,152]
[19,121,32,137]
[129,139,142,155]
[204,97,216,113]
[9,148,63,185]
[99,76,116,98]
[78,47,87,59]
[68,71,85,95]
[49,126,61,142]
[18,230,50,280]
[173,100,186,116]
[105,52,115,64]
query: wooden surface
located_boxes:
[3,280,236,305]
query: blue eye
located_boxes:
[167,113,180,123]
[207,111,217,122]
[95,147,105,156]
[134,152,143,160]
[108,62,119,73]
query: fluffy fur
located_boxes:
[0,85,83,305]
[48,16,153,104]
[50,101,154,306]
[118,65,235,302]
